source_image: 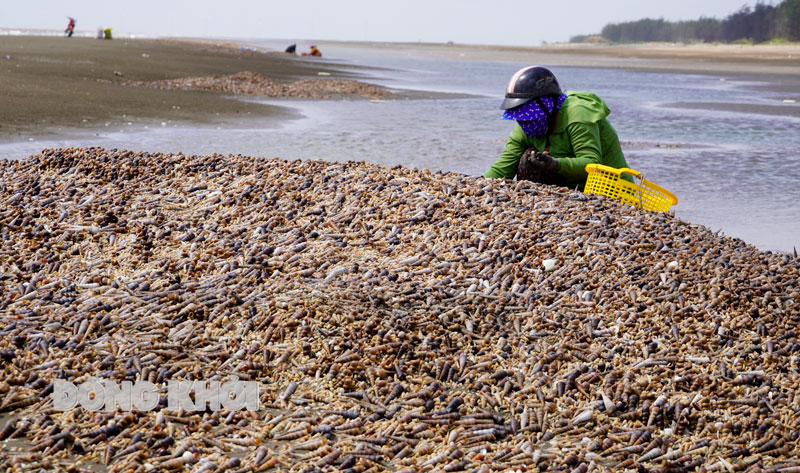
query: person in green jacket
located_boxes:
[484,66,630,189]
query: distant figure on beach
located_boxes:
[484,66,630,190]
[301,44,322,57]
[96,27,104,39]
[285,44,297,54]
[65,17,76,37]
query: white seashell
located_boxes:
[667,260,679,271]
[572,409,593,424]
[687,356,710,363]
[325,265,348,281]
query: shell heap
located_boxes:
[121,71,390,100]
[0,148,799,473]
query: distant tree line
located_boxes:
[571,0,800,43]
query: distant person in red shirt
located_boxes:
[302,44,322,57]
[65,17,76,37]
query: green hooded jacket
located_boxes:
[483,91,630,189]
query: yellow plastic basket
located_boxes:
[584,164,678,212]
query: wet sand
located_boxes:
[326,40,800,102]
[0,36,380,139]
[2,37,799,141]
[327,40,800,74]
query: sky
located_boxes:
[1,0,766,46]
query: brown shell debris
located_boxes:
[0,147,799,472]
[121,71,391,99]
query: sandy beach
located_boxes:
[2,36,799,140]
[325,40,800,102]
[0,36,383,138]
[329,40,800,74]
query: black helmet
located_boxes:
[501,66,562,110]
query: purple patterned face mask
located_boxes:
[502,93,567,137]
[518,119,549,137]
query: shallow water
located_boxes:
[1,41,798,252]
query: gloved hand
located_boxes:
[517,147,538,178]
[533,151,560,172]
[517,148,561,184]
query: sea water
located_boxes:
[1,40,798,252]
